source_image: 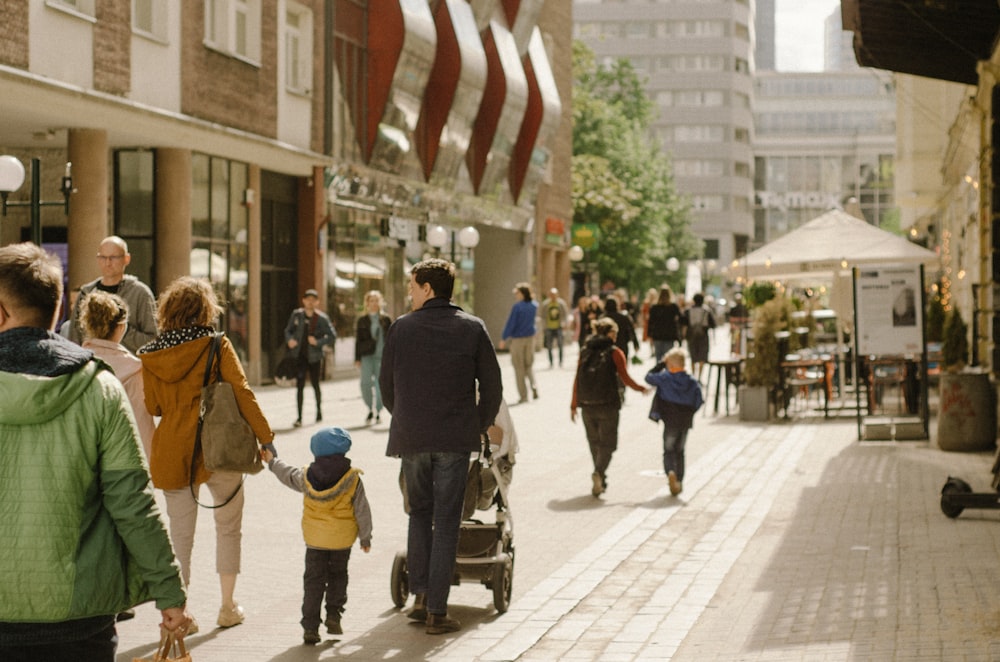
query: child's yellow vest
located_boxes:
[302,467,362,549]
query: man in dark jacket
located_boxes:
[379,258,502,635]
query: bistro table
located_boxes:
[706,356,742,415]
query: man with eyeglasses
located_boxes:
[69,236,157,354]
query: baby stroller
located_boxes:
[391,401,517,613]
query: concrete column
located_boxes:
[66,129,108,290]
[154,148,192,290]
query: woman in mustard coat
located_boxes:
[139,277,274,633]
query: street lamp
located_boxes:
[568,244,588,304]
[0,155,73,245]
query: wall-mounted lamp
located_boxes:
[0,155,73,245]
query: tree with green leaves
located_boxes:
[572,41,699,295]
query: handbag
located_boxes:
[132,628,192,662]
[190,333,262,509]
[273,354,297,388]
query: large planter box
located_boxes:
[739,385,771,422]
[937,372,996,452]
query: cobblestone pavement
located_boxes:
[116,335,1000,661]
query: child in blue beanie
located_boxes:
[261,427,372,645]
[645,347,704,496]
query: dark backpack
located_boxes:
[577,339,621,406]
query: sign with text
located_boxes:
[854,264,923,356]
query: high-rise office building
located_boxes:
[753,70,896,246]
[824,8,860,71]
[756,0,776,71]
[574,0,755,266]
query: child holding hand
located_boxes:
[262,427,372,645]
[645,347,704,496]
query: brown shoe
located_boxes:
[406,593,427,621]
[426,613,461,635]
[668,471,682,496]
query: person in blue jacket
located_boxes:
[498,282,539,403]
[646,347,704,496]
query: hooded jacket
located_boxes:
[266,454,373,550]
[0,328,184,635]
[645,363,704,429]
[139,329,274,490]
[83,337,155,457]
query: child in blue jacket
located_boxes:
[646,347,704,496]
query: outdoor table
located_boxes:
[706,356,742,415]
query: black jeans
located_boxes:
[1,618,117,662]
[302,547,351,630]
[581,404,620,480]
[296,356,322,419]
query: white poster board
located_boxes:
[854,264,923,356]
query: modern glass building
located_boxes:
[752,70,896,248]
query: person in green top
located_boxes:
[0,242,190,661]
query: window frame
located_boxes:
[204,0,262,65]
[284,2,313,95]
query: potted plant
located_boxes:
[740,296,795,421]
[937,307,996,451]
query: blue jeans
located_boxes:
[544,328,564,366]
[359,354,383,413]
[662,426,689,481]
[652,339,677,363]
[402,452,469,615]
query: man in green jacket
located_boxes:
[0,243,190,661]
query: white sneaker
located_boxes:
[217,602,245,628]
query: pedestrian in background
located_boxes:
[261,427,372,645]
[380,258,502,634]
[646,347,704,496]
[646,286,684,362]
[139,276,275,633]
[79,290,156,457]
[541,287,569,368]
[0,243,190,661]
[354,289,392,424]
[284,288,336,427]
[571,317,650,497]
[604,296,640,363]
[683,292,717,383]
[499,282,539,402]
[69,235,157,353]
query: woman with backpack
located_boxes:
[570,317,650,497]
[684,292,716,383]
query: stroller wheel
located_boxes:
[390,551,409,608]
[492,551,513,613]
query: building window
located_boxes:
[133,0,168,41]
[192,153,251,362]
[113,150,156,292]
[46,0,96,19]
[674,125,724,143]
[205,0,261,63]
[285,4,313,94]
[692,196,725,212]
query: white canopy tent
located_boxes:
[731,209,940,400]
[733,209,939,281]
